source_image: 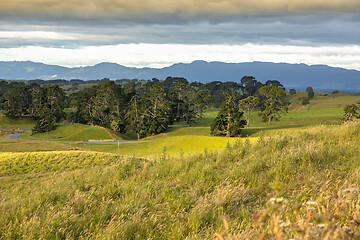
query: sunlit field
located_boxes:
[1,94,360,157]
[1,121,360,239]
[21,124,123,142]
[2,0,360,238]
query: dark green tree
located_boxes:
[343,104,359,121]
[93,81,122,126]
[42,85,66,121]
[32,104,57,133]
[75,81,124,128]
[289,89,297,95]
[3,86,30,119]
[211,92,246,137]
[143,83,172,136]
[258,86,287,125]
[241,76,264,96]
[28,83,43,118]
[266,80,283,88]
[77,86,98,124]
[194,90,212,118]
[306,86,314,100]
[169,78,189,121]
[239,96,260,126]
[182,88,198,125]
[123,82,137,103]
[125,94,145,140]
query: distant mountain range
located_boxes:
[1,60,360,91]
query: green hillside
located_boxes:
[21,124,123,142]
[1,122,360,239]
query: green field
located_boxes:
[1,94,360,239]
[1,95,360,158]
[0,151,119,176]
[0,113,35,130]
[0,137,82,152]
[22,124,123,142]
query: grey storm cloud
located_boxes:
[1,14,360,48]
[1,0,360,20]
[0,0,359,49]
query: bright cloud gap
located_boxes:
[1,43,360,71]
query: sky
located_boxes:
[0,0,360,70]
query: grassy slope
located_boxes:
[1,122,360,239]
[21,124,123,142]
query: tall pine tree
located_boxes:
[211,92,246,137]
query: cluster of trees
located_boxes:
[211,83,288,137]
[299,86,314,105]
[1,78,211,138]
[1,76,290,138]
[4,76,286,107]
[2,83,65,132]
[69,79,215,139]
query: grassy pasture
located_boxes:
[79,135,246,158]
[1,94,360,239]
[308,94,360,109]
[0,151,119,176]
[1,122,360,239]
[287,93,360,110]
[0,113,35,130]
[76,105,348,157]
[0,137,80,153]
[1,94,360,157]
[21,124,123,142]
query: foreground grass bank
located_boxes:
[1,122,360,239]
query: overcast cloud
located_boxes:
[0,0,359,69]
[1,0,360,19]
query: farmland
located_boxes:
[1,93,360,239]
[1,120,360,239]
[1,94,359,157]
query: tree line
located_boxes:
[0,77,289,138]
[1,76,285,107]
[69,79,213,139]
